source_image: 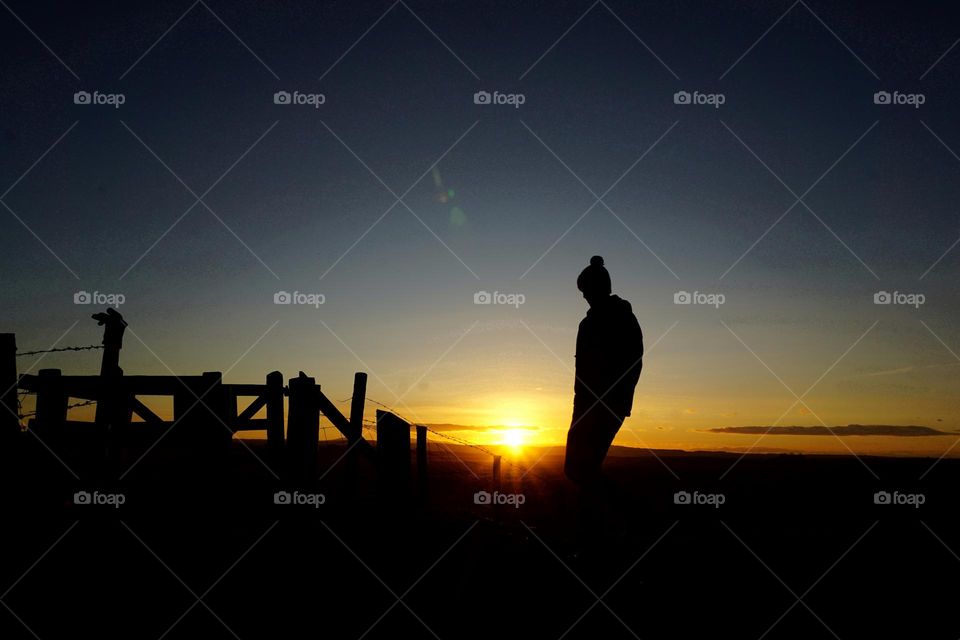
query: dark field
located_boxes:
[1,435,958,639]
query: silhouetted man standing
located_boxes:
[565,256,643,487]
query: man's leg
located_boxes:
[564,407,606,488]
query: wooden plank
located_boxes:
[317,389,374,456]
[233,419,271,430]
[235,395,268,423]
[129,398,164,426]
[226,383,270,396]
[19,374,213,398]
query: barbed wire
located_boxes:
[17,399,97,420]
[66,399,97,411]
[348,395,502,458]
[16,345,103,357]
[333,395,554,482]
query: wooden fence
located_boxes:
[1,309,454,484]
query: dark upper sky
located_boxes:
[2,0,959,450]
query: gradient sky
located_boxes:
[2,0,959,456]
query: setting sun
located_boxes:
[500,428,527,450]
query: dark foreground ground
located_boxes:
[1,433,958,639]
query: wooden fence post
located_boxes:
[0,334,18,438]
[93,308,126,377]
[343,372,367,485]
[171,372,228,449]
[93,308,126,427]
[492,455,502,490]
[200,371,230,449]
[349,372,366,443]
[416,425,427,484]
[376,410,410,498]
[287,372,318,476]
[265,371,284,450]
[35,368,67,438]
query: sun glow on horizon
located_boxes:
[501,428,527,450]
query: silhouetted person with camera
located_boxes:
[565,255,643,487]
